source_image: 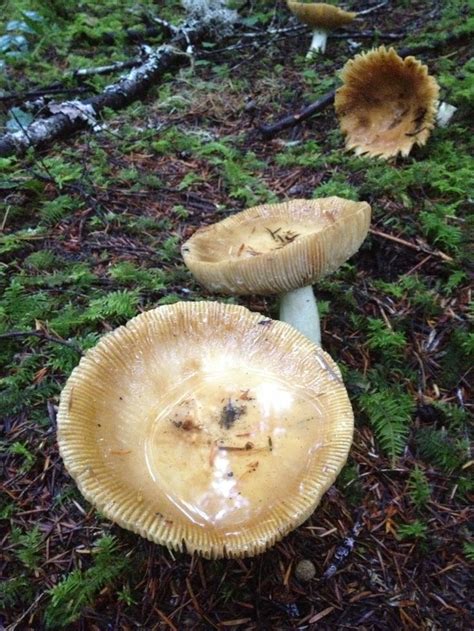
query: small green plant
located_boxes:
[463,541,474,562]
[0,576,33,609]
[24,249,58,270]
[397,519,428,541]
[366,318,407,362]
[177,172,204,190]
[45,534,128,628]
[158,235,181,262]
[172,204,190,220]
[275,140,323,168]
[336,462,364,507]
[84,289,140,323]
[420,203,463,254]
[416,427,469,471]
[313,175,359,200]
[40,195,78,225]
[8,441,36,472]
[0,500,16,520]
[117,584,137,606]
[407,466,431,510]
[11,526,43,570]
[359,386,414,461]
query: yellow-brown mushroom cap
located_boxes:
[287,2,356,30]
[181,198,371,295]
[57,301,354,558]
[335,46,440,159]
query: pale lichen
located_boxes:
[181,0,238,37]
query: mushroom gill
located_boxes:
[335,46,440,159]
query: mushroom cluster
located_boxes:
[56,1,456,562]
[57,301,354,558]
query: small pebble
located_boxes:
[295,559,316,582]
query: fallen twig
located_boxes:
[322,512,365,580]
[0,86,90,105]
[356,1,389,17]
[72,59,141,78]
[369,228,453,262]
[330,30,403,40]
[0,331,82,353]
[258,90,335,139]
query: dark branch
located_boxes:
[258,90,335,139]
[0,331,82,353]
[0,86,90,106]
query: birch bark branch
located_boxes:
[0,13,232,158]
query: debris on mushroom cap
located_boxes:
[57,301,354,559]
[335,46,440,159]
[181,197,371,295]
[287,1,356,30]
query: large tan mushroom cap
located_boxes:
[182,198,371,295]
[57,302,354,558]
[335,46,440,159]
[287,2,356,29]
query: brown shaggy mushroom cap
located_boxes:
[181,198,371,295]
[335,46,440,159]
[287,1,356,29]
[57,301,354,558]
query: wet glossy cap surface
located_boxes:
[335,46,440,159]
[57,302,354,558]
[181,197,371,295]
[287,2,356,29]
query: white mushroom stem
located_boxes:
[307,29,328,56]
[436,101,457,127]
[279,285,321,346]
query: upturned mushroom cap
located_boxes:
[287,1,356,30]
[57,301,354,558]
[335,46,440,159]
[181,198,371,295]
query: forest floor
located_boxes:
[1,1,473,629]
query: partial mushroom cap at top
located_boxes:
[335,46,440,159]
[57,301,354,558]
[287,1,356,30]
[181,197,371,295]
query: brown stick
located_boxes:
[258,90,335,139]
[369,228,453,262]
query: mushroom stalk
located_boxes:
[436,101,457,127]
[308,29,328,55]
[279,285,321,346]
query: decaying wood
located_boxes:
[0,9,236,158]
